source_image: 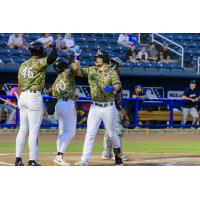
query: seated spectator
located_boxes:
[36,33,54,48]
[55,33,63,50]
[117,33,132,48]
[125,43,138,62]
[7,33,27,49]
[158,43,173,64]
[0,82,16,124]
[62,33,75,51]
[136,46,149,63]
[157,52,168,64]
[148,42,158,62]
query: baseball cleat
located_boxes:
[15,161,24,166]
[113,148,123,166]
[101,155,112,160]
[122,155,129,161]
[75,161,88,166]
[28,160,41,166]
[53,155,71,166]
[112,154,129,161]
[15,157,24,166]
[115,157,123,166]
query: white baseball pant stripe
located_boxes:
[16,91,43,160]
[81,103,121,162]
[55,100,76,153]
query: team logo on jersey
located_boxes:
[104,73,110,81]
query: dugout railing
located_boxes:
[0,95,199,128]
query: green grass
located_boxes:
[2,141,200,154]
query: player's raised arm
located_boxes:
[47,42,57,65]
[70,62,89,77]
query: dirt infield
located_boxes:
[1,132,200,166]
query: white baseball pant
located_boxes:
[81,103,121,162]
[16,91,43,161]
[55,100,77,153]
[181,107,199,125]
[103,106,123,157]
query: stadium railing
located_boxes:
[0,95,198,129]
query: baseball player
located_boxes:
[52,58,79,166]
[182,80,200,126]
[75,49,123,166]
[15,42,57,166]
[102,57,129,161]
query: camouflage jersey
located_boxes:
[52,69,76,100]
[18,57,48,91]
[80,66,121,102]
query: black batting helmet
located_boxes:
[94,49,110,64]
[28,42,46,57]
[110,57,121,68]
[53,58,69,74]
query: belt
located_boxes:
[92,102,114,107]
[23,90,41,93]
[58,98,69,102]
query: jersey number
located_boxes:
[22,67,34,78]
[55,80,66,92]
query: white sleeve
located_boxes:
[37,38,43,43]
[145,52,148,59]
[117,34,123,43]
[49,36,54,42]
[71,39,75,47]
[137,52,141,59]
[8,35,13,45]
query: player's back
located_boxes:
[18,57,48,92]
[52,69,76,100]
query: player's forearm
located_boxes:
[114,84,121,92]
[47,46,57,65]
[76,68,88,77]
[182,96,192,101]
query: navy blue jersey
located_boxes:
[182,87,200,108]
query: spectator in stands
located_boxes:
[158,43,173,64]
[117,33,132,48]
[7,33,27,49]
[36,33,54,48]
[136,46,149,63]
[157,52,167,64]
[125,43,138,62]
[181,80,200,127]
[76,104,88,126]
[127,85,147,125]
[0,82,16,124]
[148,42,158,62]
[55,33,63,50]
[62,33,75,51]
